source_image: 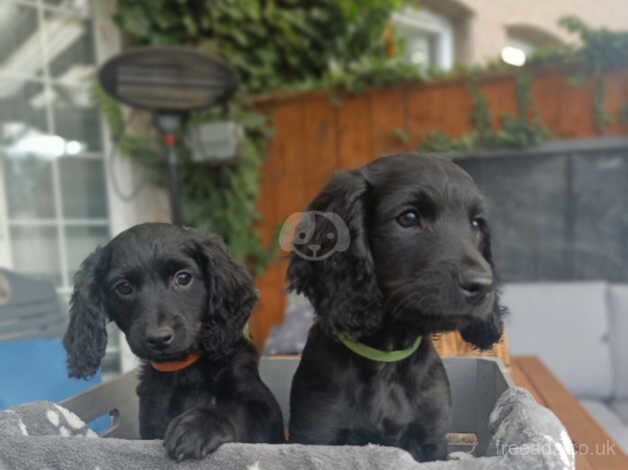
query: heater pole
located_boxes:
[154,113,183,226]
[164,133,183,225]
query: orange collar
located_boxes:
[150,351,202,372]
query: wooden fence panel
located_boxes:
[407,84,446,148]
[532,71,566,131]
[336,93,374,169]
[479,76,517,128]
[558,79,596,137]
[251,67,628,355]
[302,95,339,201]
[369,87,410,156]
[253,98,307,347]
[433,81,473,138]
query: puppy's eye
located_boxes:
[471,216,486,230]
[174,270,193,287]
[114,280,133,296]
[396,209,421,228]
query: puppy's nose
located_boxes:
[146,326,174,348]
[458,271,493,301]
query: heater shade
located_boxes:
[99,47,238,112]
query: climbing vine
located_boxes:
[106,0,408,275]
[530,16,628,132]
[418,16,628,151]
[100,5,628,273]
[418,73,550,153]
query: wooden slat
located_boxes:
[369,87,409,157]
[436,81,473,138]
[256,154,278,247]
[514,356,627,469]
[302,95,339,201]
[250,98,308,344]
[559,78,597,137]
[532,70,565,132]
[252,273,287,351]
[602,69,628,136]
[479,76,517,130]
[336,93,374,169]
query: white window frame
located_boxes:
[392,6,454,71]
[0,163,10,267]
[0,0,129,375]
[0,0,109,290]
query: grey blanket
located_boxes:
[0,388,574,470]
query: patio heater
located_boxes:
[98,47,238,225]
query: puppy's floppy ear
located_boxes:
[193,234,257,355]
[63,246,109,379]
[460,227,507,350]
[287,170,384,339]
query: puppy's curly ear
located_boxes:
[460,228,506,350]
[63,247,109,379]
[194,234,257,355]
[287,170,384,339]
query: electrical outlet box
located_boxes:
[186,121,241,164]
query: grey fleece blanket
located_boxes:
[0,387,574,470]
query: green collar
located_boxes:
[243,328,254,343]
[338,334,422,363]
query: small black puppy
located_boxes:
[63,223,283,460]
[287,154,505,461]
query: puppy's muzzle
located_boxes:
[146,326,175,350]
[457,269,493,303]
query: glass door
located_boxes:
[0,0,117,372]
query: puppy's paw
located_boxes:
[163,408,235,461]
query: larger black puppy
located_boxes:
[63,223,283,460]
[287,154,505,461]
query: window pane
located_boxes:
[59,157,108,218]
[64,225,109,280]
[1,78,55,219]
[9,225,61,285]
[396,26,437,67]
[4,155,55,219]
[52,83,102,151]
[43,9,100,151]
[47,14,95,82]
[43,0,90,15]
[42,8,92,79]
[0,2,44,78]
[0,78,48,137]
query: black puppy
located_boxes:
[287,154,505,461]
[63,223,283,460]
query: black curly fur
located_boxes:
[460,226,505,349]
[193,234,258,358]
[287,153,506,462]
[287,170,385,339]
[62,223,283,461]
[63,246,110,379]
